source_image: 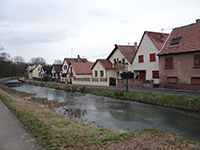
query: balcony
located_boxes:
[113,63,126,69]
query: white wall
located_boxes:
[132,33,159,84]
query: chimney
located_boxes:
[134,42,137,51]
[77,55,81,62]
[196,19,200,23]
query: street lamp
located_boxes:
[125,62,129,91]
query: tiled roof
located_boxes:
[98,59,113,69]
[91,59,112,70]
[107,45,137,63]
[63,58,88,65]
[145,31,169,50]
[71,62,94,75]
[52,64,62,73]
[158,22,200,55]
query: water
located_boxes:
[3,80,200,142]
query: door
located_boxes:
[139,71,146,81]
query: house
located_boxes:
[157,19,200,91]
[27,64,43,80]
[71,62,94,78]
[39,65,52,81]
[51,64,62,82]
[60,55,88,83]
[132,31,169,84]
[91,44,137,86]
[91,59,113,86]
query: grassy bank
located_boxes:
[27,81,200,112]
[0,84,200,149]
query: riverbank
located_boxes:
[26,81,200,112]
[0,79,200,149]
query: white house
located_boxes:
[132,31,169,84]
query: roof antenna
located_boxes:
[71,48,73,58]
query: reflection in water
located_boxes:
[3,80,200,142]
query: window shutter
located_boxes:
[150,53,156,62]
[138,55,144,63]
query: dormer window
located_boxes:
[170,37,182,46]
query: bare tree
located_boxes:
[54,59,62,64]
[13,56,25,64]
[30,57,46,66]
[0,52,10,61]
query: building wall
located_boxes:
[109,48,132,71]
[62,60,69,74]
[132,33,159,84]
[75,74,92,78]
[159,52,200,91]
[33,64,43,78]
[28,71,33,80]
[92,61,107,78]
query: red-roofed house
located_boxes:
[132,31,169,84]
[71,62,94,78]
[91,44,137,86]
[158,19,200,91]
[60,55,88,83]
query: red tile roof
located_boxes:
[98,59,113,69]
[158,22,200,55]
[71,62,94,75]
[63,58,88,65]
[91,59,112,70]
[107,45,137,63]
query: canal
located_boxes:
[2,80,200,142]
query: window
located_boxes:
[150,53,156,62]
[191,77,200,84]
[138,55,144,63]
[114,59,117,64]
[38,67,41,71]
[194,54,200,68]
[165,57,173,68]
[122,58,125,64]
[116,70,120,78]
[94,71,98,77]
[152,71,159,78]
[100,70,104,77]
[170,37,182,46]
[168,76,178,84]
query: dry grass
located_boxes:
[0,79,200,149]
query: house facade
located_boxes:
[51,64,62,82]
[28,64,43,80]
[91,59,114,86]
[60,55,88,83]
[132,31,169,84]
[72,44,137,86]
[158,19,200,91]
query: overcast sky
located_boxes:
[0,0,200,64]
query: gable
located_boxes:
[108,48,127,64]
[92,61,106,71]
